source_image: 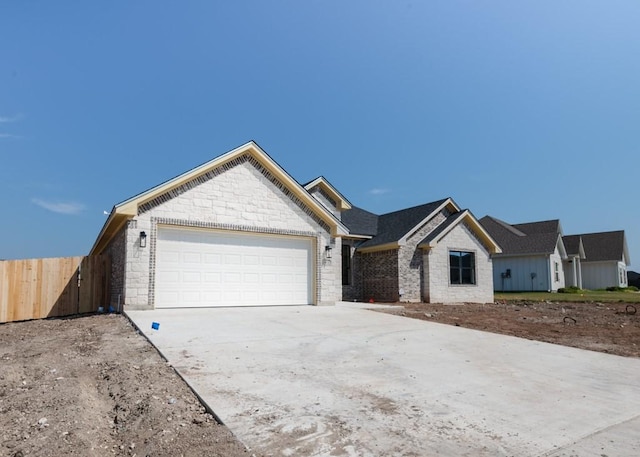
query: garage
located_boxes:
[154,226,315,308]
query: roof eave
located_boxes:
[557,234,568,260]
[418,210,502,254]
[303,176,352,211]
[356,242,400,253]
[89,211,131,255]
[342,233,374,240]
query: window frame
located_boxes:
[449,250,476,286]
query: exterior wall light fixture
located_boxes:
[325,245,332,259]
[140,231,147,248]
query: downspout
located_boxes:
[546,257,552,292]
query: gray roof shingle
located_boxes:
[479,216,561,255]
[562,235,582,257]
[342,198,450,247]
[340,206,378,236]
[566,231,626,262]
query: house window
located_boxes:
[620,267,626,285]
[342,244,351,286]
[554,262,560,282]
[450,251,475,285]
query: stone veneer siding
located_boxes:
[361,249,399,302]
[397,210,448,302]
[121,155,341,309]
[423,222,494,303]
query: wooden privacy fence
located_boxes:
[0,255,110,323]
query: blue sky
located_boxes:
[1,1,638,266]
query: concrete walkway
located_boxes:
[127,305,640,456]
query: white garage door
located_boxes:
[155,227,314,308]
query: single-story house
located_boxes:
[341,200,501,303]
[563,231,630,290]
[91,141,501,310]
[478,216,567,292]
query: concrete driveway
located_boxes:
[127,304,640,456]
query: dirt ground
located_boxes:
[0,314,259,457]
[378,300,640,358]
[2,302,639,457]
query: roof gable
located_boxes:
[91,141,348,254]
[303,176,352,211]
[419,210,502,254]
[562,235,586,259]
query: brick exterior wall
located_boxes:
[361,249,399,302]
[423,222,494,303]
[102,224,127,309]
[341,239,363,301]
[121,155,341,309]
[397,210,448,302]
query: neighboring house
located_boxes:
[91,141,501,310]
[561,235,586,289]
[628,271,640,288]
[479,217,567,292]
[563,231,630,290]
[340,200,501,304]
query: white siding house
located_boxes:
[491,246,566,292]
[563,231,630,290]
[479,217,567,292]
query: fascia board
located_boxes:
[356,242,400,253]
[341,234,374,240]
[304,177,352,210]
[419,211,503,254]
[557,234,568,259]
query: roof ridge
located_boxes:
[487,216,527,237]
[378,197,450,218]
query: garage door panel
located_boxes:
[155,227,314,308]
[157,270,180,283]
[203,253,222,264]
[243,255,260,266]
[183,271,201,283]
[183,252,201,263]
[203,272,221,283]
[243,272,260,284]
[261,255,277,266]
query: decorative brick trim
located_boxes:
[138,154,331,233]
[316,187,337,208]
[147,217,322,307]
